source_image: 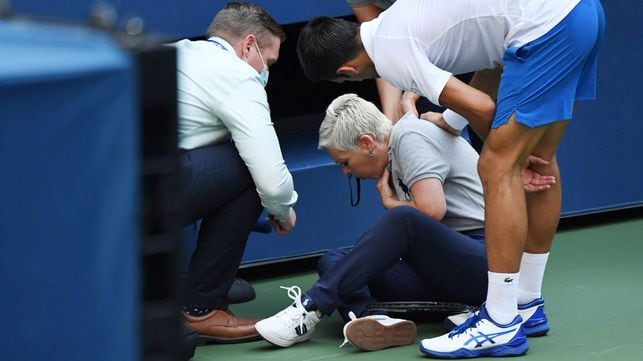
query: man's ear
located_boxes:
[240,34,256,55]
[337,65,359,78]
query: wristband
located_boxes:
[442,109,469,131]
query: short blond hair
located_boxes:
[318,94,392,151]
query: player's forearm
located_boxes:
[465,66,502,138]
[376,78,404,122]
[439,77,495,140]
[351,4,383,22]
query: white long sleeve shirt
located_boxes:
[172,37,297,221]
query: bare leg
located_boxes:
[419,116,570,356]
[478,115,550,273]
[525,122,569,254]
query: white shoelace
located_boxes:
[339,311,358,348]
[279,285,308,334]
[281,285,304,308]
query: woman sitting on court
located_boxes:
[253,93,498,350]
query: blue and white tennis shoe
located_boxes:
[445,298,549,337]
[517,298,549,336]
[420,305,528,358]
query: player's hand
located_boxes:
[268,208,297,235]
[522,155,556,192]
[420,111,461,136]
[376,169,398,209]
[400,91,420,117]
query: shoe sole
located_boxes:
[345,318,416,351]
[521,305,549,337]
[524,322,549,337]
[419,340,529,359]
[255,320,311,347]
[196,332,262,345]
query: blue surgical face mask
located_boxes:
[254,42,269,87]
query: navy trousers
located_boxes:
[179,142,262,309]
[308,206,488,321]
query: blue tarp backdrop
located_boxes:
[0,21,139,361]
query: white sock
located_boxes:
[485,271,519,325]
[517,252,549,305]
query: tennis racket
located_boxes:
[366,301,478,322]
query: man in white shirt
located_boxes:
[297,0,605,357]
[171,2,297,343]
[345,0,402,122]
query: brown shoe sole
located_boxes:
[196,332,262,345]
[345,318,416,351]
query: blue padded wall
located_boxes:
[11,0,353,38]
[0,21,139,361]
[242,133,386,265]
[557,0,643,216]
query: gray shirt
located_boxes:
[388,113,484,231]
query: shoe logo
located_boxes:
[465,328,517,348]
[295,324,308,336]
[504,277,514,283]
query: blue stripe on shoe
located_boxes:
[518,298,549,337]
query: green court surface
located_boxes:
[195,215,643,361]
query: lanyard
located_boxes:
[207,39,228,51]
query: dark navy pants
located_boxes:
[307,206,488,321]
[179,142,262,309]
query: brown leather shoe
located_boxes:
[184,309,261,344]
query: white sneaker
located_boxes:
[445,298,549,337]
[421,305,528,358]
[445,311,476,330]
[341,312,416,351]
[255,286,321,347]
